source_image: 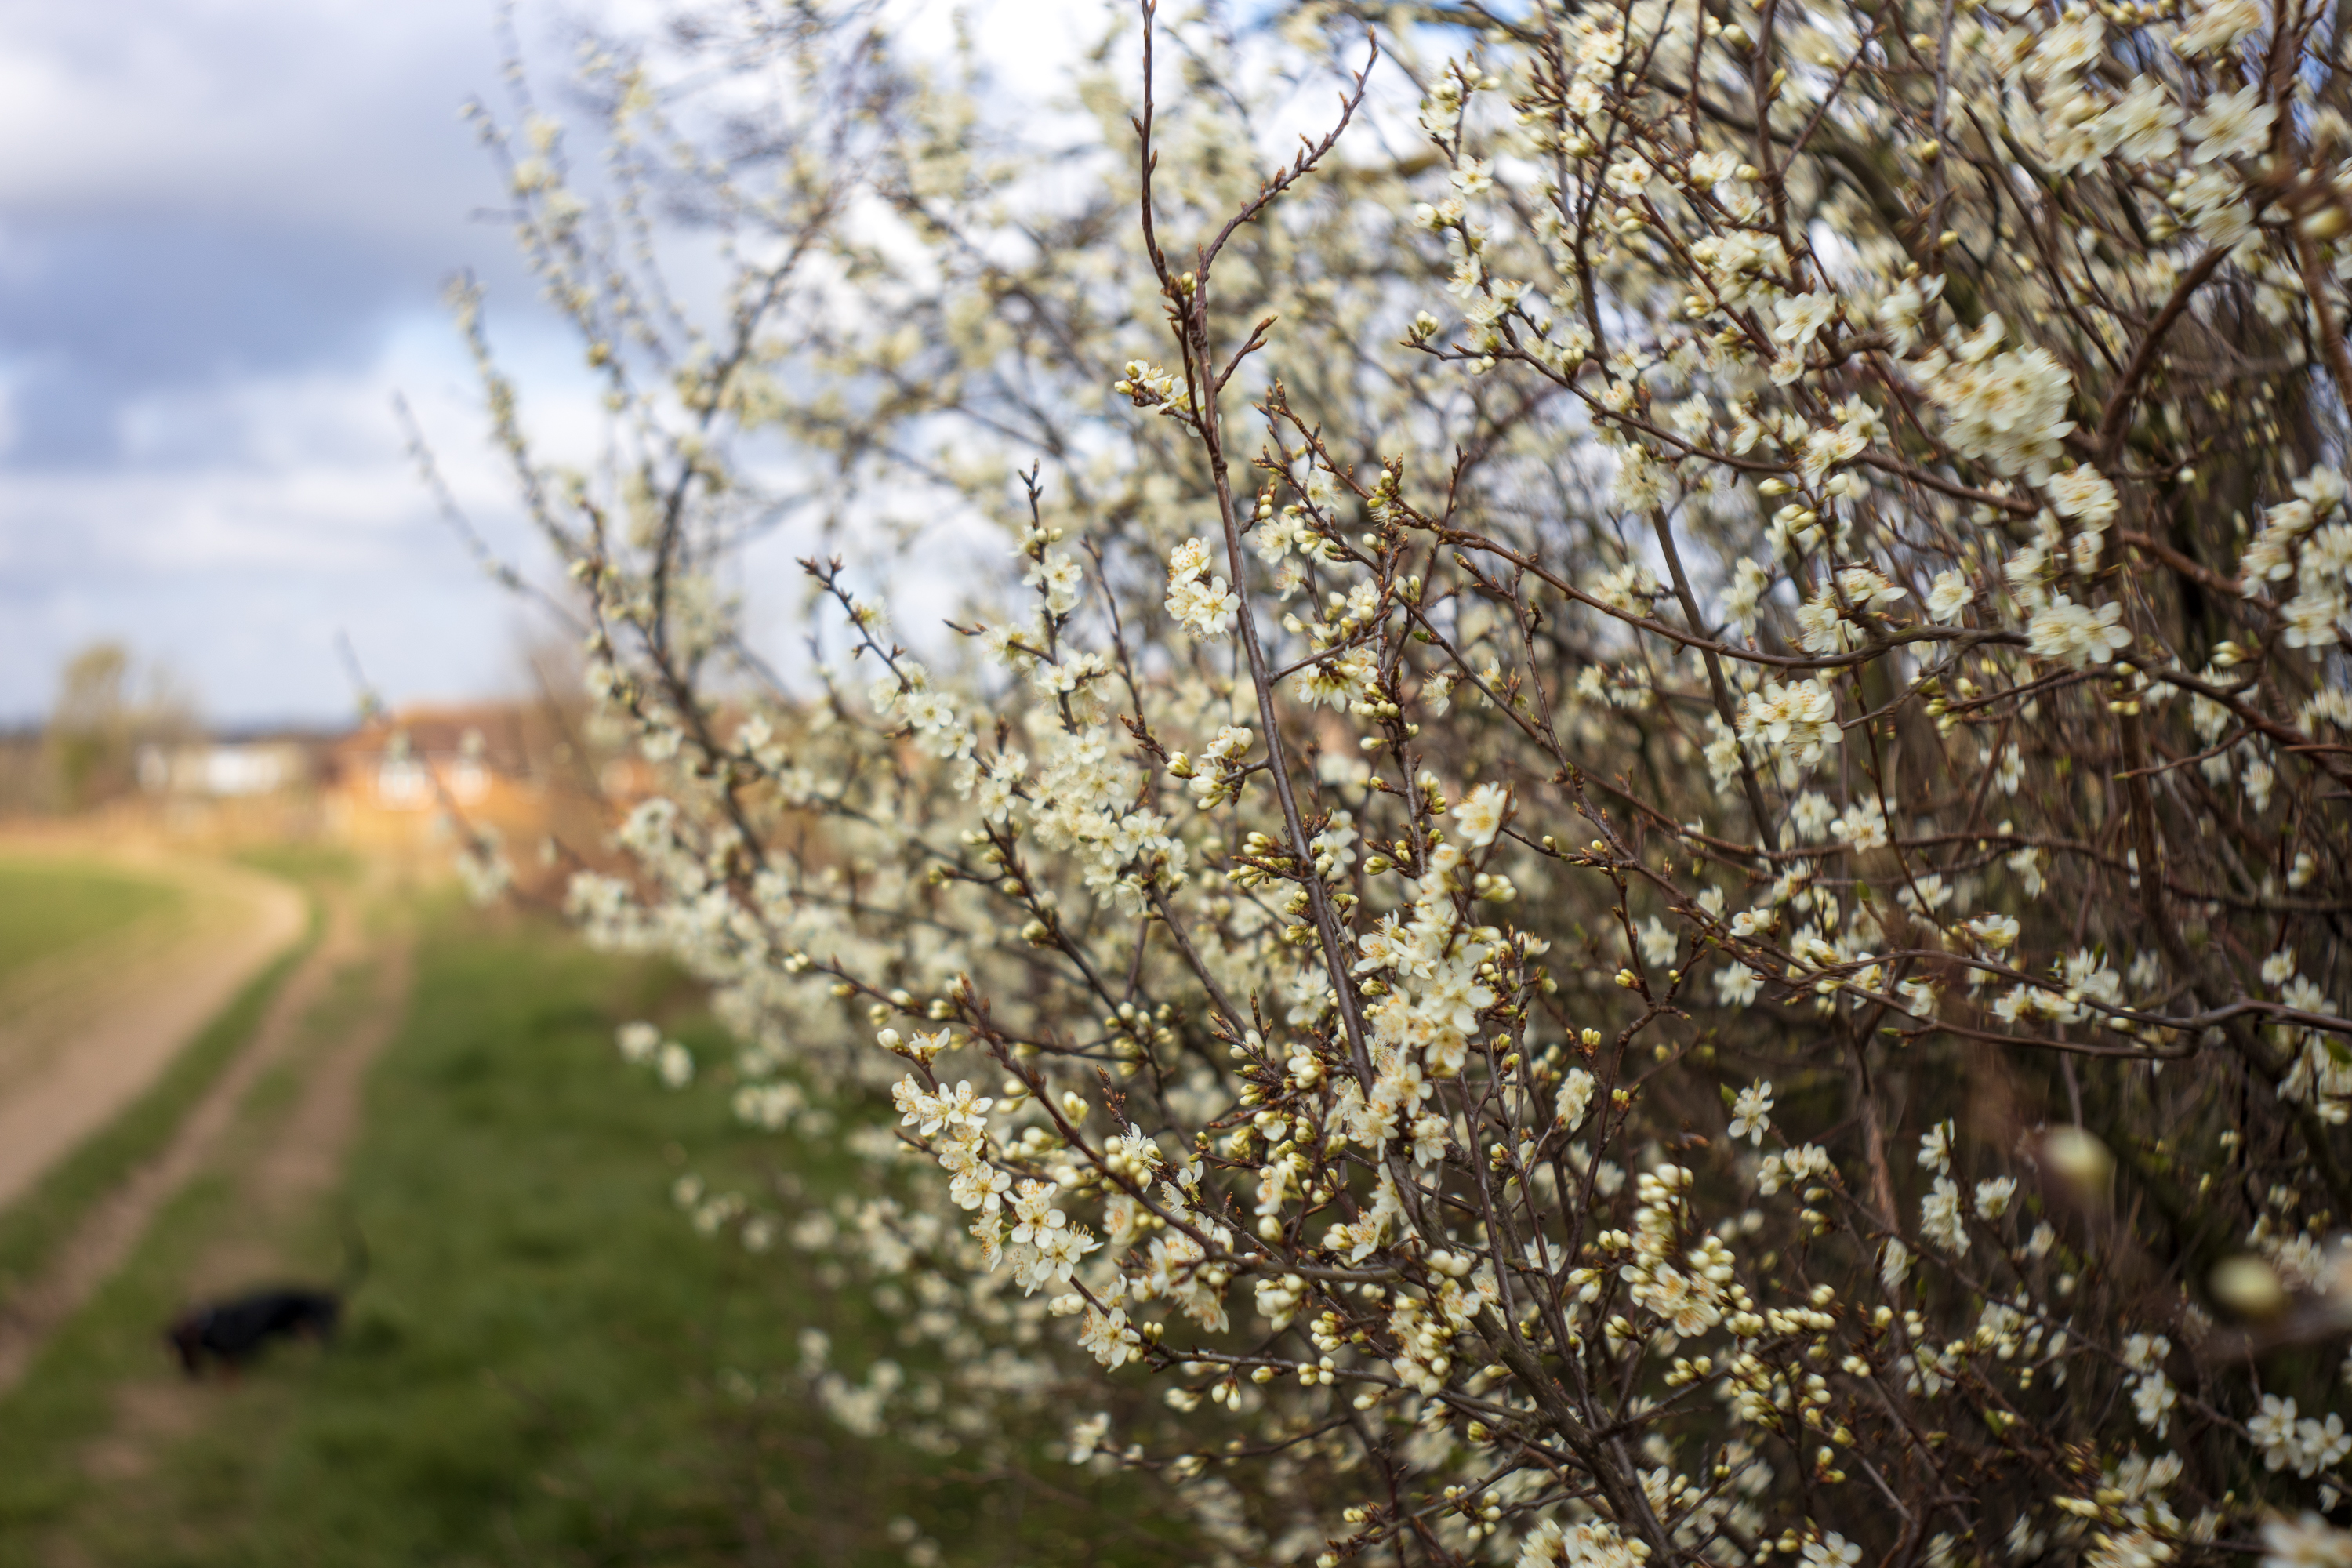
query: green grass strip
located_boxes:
[0,902,1189,1566]
[0,858,186,988]
[0,894,319,1300]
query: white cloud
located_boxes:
[0,0,504,234]
[0,315,574,720]
[0,0,1113,724]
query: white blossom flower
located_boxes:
[2046,464,2120,528]
[1736,677,1843,766]
[2295,1411,2352,1478]
[1997,744,2025,795]
[1409,1112,1450,1167]
[2186,85,2277,164]
[2029,11,2103,78]
[1799,423,1867,483]
[2254,1394,2303,1470]
[2103,76,2182,162]
[1065,1410,1112,1461]
[1453,782,1511,848]
[1166,572,1241,639]
[1716,961,1762,1007]
[1718,557,1773,636]
[1774,289,1838,347]
[2282,585,2348,652]
[2132,1370,2178,1436]
[617,1021,660,1064]
[1795,586,1857,655]
[1969,913,2020,950]
[1838,566,1903,612]
[2178,0,2263,54]
[1974,1175,2016,1218]
[1556,1068,1598,1130]
[2028,594,2132,668]
[1878,273,1945,352]
[1079,1305,1139,1368]
[2262,1514,2352,1568]
[1791,790,1837,840]
[1520,1517,1648,1568]
[1898,873,1953,913]
[1804,1534,1863,1568]
[1832,796,1887,848]
[1921,1176,1969,1254]
[1925,326,2077,479]
[1729,1080,1774,1145]
[1926,569,1973,622]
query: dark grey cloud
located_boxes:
[0,0,1087,725]
[0,0,547,465]
[0,0,571,723]
[0,218,424,466]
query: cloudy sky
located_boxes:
[0,0,1277,729]
[0,0,576,727]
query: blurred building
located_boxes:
[108,728,339,841]
[136,739,314,798]
[323,704,550,845]
[51,695,669,891]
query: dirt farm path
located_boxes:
[70,908,416,1512]
[0,838,307,1214]
[0,837,421,1414]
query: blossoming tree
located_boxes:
[453,0,2352,1562]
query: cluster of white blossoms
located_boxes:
[1732,678,1842,770]
[2028,595,2136,670]
[2251,1394,2352,1479]
[1917,320,2078,481]
[457,0,2352,1562]
[2249,468,2352,656]
[1166,535,1243,640]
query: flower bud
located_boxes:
[2209,1254,2287,1319]
[2040,1127,2111,1198]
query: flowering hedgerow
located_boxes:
[450,0,2352,1563]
